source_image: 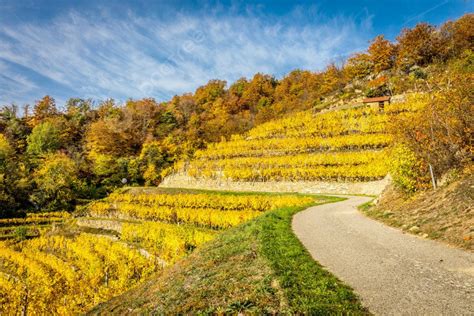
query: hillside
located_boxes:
[89,194,368,314]
[362,171,473,250]
[1,82,470,314]
[2,188,366,314]
[162,96,422,195]
[2,14,472,216]
[0,11,472,315]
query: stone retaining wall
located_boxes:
[76,218,123,233]
[160,172,390,196]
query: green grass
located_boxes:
[357,200,375,213]
[90,193,368,314]
[259,197,367,314]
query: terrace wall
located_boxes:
[160,172,391,196]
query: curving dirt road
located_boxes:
[293,196,474,315]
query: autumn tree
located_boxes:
[241,73,277,113]
[320,64,345,95]
[26,121,62,157]
[139,140,172,185]
[194,80,226,107]
[174,80,227,143]
[439,13,474,59]
[85,98,168,188]
[96,98,121,119]
[273,70,321,114]
[155,110,178,139]
[223,78,255,133]
[63,98,95,149]
[86,118,125,157]
[0,134,17,210]
[396,23,440,70]
[28,96,58,127]
[199,98,235,142]
[343,53,373,80]
[450,13,474,54]
[167,94,196,127]
[0,105,30,152]
[389,72,473,190]
[227,78,249,114]
[0,120,30,213]
[368,35,396,73]
[30,153,81,211]
[122,98,163,150]
[419,73,473,174]
[86,98,162,158]
[0,134,12,164]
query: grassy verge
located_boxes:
[357,200,375,213]
[90,194,367,314]
[259,196,367,314]
[361,175,473,250]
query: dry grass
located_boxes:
[363,173,473,250]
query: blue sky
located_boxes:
[0,0,472,107]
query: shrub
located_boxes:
[26,121,61,157]
[30,153,81,211]
[388,72,473,191]
[14,226,28,240]
[389,144,427,193]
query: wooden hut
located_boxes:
[362,96,391,111]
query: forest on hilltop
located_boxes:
[0,14,472,216]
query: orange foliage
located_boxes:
[368,35,396,73]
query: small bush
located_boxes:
[14,226,28,240]
[389,145,427,193]
[410,67,427,79]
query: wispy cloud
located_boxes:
[0,60,39,104]
[0,6,372,106]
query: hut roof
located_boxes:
[362,96,391,103]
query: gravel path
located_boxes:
[293,196,474,315]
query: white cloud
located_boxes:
[0,60,39,104]
[0,8,372,106]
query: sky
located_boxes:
[0,0,472,107]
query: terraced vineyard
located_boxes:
[0,188,316,314]
[0,211,71,240]
[185,99,424,182]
